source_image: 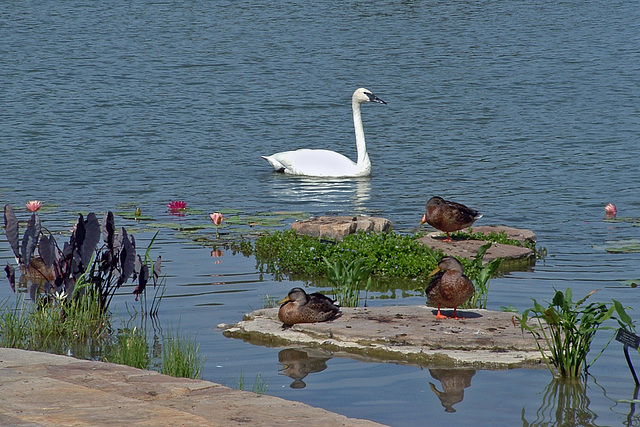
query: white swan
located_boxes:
[262,88,386,177]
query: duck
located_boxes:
[426,256,475,320]
[278,287,340,327]
[262,88,387,177]
[420,196,482,242]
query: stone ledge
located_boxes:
[291,216,392,241]
[220,306,546,370]
[418,225,536,265]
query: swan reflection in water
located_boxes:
[429,368,476,413]
[268,175,372,213]
[278,348,332,389]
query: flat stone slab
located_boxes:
[291,215,392,241]
[221,306,546,370]
[418,225,536,265]
[0,348,384,427]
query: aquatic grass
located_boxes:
[161,330,204,379]
[261,294,279,309]
[515,288,635,378]
[0,296,29,348]
[324,256,372,307]
[237,371,269,394]
[0,283,109,356]
[105,326,150,370]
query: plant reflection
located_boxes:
[428,368,476,413]
[522,378,597,426]
[277,347,332,389]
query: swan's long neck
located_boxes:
[352,99,370,170]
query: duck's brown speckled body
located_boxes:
[421,196,482,242]
[426,257,475,319]
[278,287,340,327]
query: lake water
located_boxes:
[2,1,640,425]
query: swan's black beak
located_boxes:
[366,92,387,105]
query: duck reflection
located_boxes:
[522,378,597,425]
[428,368,476,413]
[278,348,332,389]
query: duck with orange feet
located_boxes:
[420,196,482,242]
[426,256,475,320]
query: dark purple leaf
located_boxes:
[5,264,15,292]
[74,213,86,254]
[79,213,100,268]
[21,213,40,269]
[117,228,135,286]
[38,235,57,268]
[153,256,162,285]
[102,212,115,249]
[133,255,148,301]
[4,204,20,260]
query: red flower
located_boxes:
[167,200,187,211]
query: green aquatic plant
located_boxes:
[161,330,204,379]
[459,242,502,310]
[515,288,635,378]
[254,229,442,278]
[324,256,372,307]
[0,281,108,355]
[237,371,269,394]
[105,326,150,370]
[3,205,162,315]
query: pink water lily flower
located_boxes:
[605,203,617,218]
[167,200,187,211]
[209,212,224,226]
[209,212,225,238]
[26,200,42,212]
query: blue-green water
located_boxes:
[2,1,640,425]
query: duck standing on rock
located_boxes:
[278,287,341,327]
[420,196,482,242]
[426,257,475,320]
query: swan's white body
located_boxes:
[262,88,386,177]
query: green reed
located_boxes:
[459,242,502,310]
[516,288,634,378]
[161,330,205,379]
[324,256,372,307]
[104,326,150,370]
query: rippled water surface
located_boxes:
[2,1,640,425]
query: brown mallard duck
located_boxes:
[426,256,475,320]
[420,196,482,242]
[278,287,340,327]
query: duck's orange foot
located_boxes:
[435,313,447,320]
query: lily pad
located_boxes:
[602,239,640,253]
